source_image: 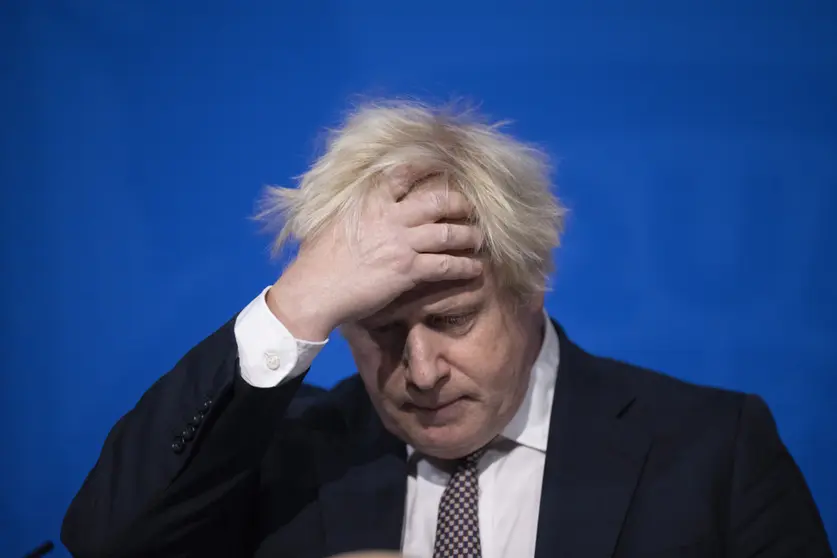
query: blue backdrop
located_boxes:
[2,1,835,555]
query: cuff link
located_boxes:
[264,352,281,371]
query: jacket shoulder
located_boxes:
[613,356,743,405]
[579,347,749,434]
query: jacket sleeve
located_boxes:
[61,316,316,558]
[726,394,833,557]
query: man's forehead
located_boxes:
[373,277,487,320]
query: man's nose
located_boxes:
[402,328,449,391]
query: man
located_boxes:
[62,101,831,558]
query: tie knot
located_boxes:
[460,447,486,469]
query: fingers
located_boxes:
[397,189,473,227]
[412,253,484,282]
[377,164,473,225]
[407,222,483,254]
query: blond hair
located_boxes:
[256,100,567,300]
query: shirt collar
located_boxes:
[405,310,559,458]
[497,310,558,453]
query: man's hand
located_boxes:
[267,167,484,341]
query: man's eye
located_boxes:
[431,314,473,329]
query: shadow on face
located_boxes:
[342,273,544,459]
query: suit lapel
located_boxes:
[318,409,408,556]
[535,323,653,558]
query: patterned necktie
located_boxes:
[432,449,486,558]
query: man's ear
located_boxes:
[528,290,545,312]
[509,289,544,317]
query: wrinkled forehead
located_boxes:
[367,276,492,325]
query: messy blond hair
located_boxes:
[256,100,567,300]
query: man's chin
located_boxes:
[405,423,484,460]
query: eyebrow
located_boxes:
[362,300,483,329]
[424,300,483,317]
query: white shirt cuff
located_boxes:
[234,286,328,388]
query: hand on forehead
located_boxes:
[365,275,488,326]
[404,172,476,231]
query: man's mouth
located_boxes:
[404,397,465,412]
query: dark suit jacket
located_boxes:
[61,318,832,558]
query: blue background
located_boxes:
[2,1,835,555]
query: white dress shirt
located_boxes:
[234,287,560,558]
